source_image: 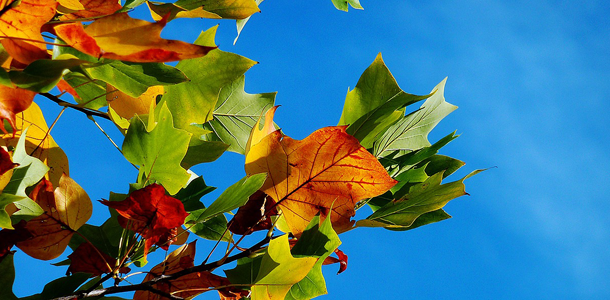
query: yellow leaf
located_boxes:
[107,84,162,120]
[57,0,85,11]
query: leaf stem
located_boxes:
[40,93,110,120]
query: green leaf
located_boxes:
[181,139,229,169]
[386,209,452,232]
[195,173,266,222]
[62,71,107,109]
[338,53,429,148]
[8,58,85,93]
[0,67,11,87]
[416,154,465,179]
[3,128,47,221]
[39,273,91,299]
[373,78,458,157]
[174,176,216,212]
[234,0,264,44]
[68,224,117,257]
[286,215,341,300]
[0,253,18,300]
[0,194,25,229]
[226,235,318,300]
[357,170,483,229]
[174,0,260,17]
[84,60,188,98]
[121,0,147,11]
[332,0,363,11]
[185,208,231,242]
[122,103,191,194]
[162,25,258,130]
[202,75,276,154]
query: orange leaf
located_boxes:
[134,241,246,300]
[0,0,57,64]
[100,184,189,256]
[59,0,121,20]
[16,175,92,260]
[245,126,397,236]
[1,102,69,187]
[0,85,36,133]
[54,13,216,63]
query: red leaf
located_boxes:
[228,190,277,235]
[67,242,130,277]
[0,147,18,176]
[323,248,348,274]
[100,184,188,256]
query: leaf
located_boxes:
[228,190,277,235]
[100,184,189,256]
[0,222,32,260]
[195,173,266,222]
[0,146,17,177]
[338,53,429,148]
[0,85,36,132]
[54,13,216,63]
[68,223,118,258]
[185,209,231,242]
[0,253,18,300]
[234,0,263,44]
[8,58,86,93]
[203,75,276,154]
[147,2,221,21]
[357,170,483,229]
[0,0,57,64]
[16,175,92,260]
[57,0,85,11]
[331,0,363,11]
[122,103,191,194]
[1,102,69,187]
[67,242,130,277]
[161,25,257,130]
[106,85,161,121]
[0,194,25,229]
[38,273,90,300]
[134,241,246,300]
[59,0,121,20]
[84,60,188,98]
[227,235,318,300]
[245,124,397,236]
[181,139,229,169]
[174,0,260,18]
[174,176,216,212]
[62,72,107,109]
[286,215,341,300]
[373,78,458,157]
[245,105,278,156]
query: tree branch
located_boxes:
[40,92,111,120]
[50,236,272,300]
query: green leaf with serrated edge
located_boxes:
[286,215,341,300]
[68,224,117,257]
[357,170,483,229]
[0,253,18,300]
[185,208,231,242]
[0,194,24,229]
[3,128,47,222]
[226,235,318,300]
[381,131,458,176]
[84,60,188,98]
[181,139,229,169]
[39,273,91,300]
[339,53,429,149]
[195,173,266,222]
[332,0,363,11]
[234,0,264,44]
[416,154,465,179]
[63,71,108,109]
[161,25,257,130]
[122,103,191,194]
[174,0,260,17]
[9,58,85,93]
[202,75,276,154]
[174,176,216,212]
[374,78,458,157]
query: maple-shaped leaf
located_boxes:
[134,241,247,300]
[16,175,92,260]
[100,184,189,256]
[1,102,69,187]
[54,13,216,63]
[67,242,129,277]
[0,85,36,133]
[59,0,121,20]
[0,0,57,64]
[226,235,318,300]
[245,122,397,236]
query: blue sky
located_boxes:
[12,0,610,299]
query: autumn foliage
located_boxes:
[0,0,480,300]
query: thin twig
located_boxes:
[40,93,110,120]
[30,107,66,155]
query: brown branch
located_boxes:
[39,92,111,120]
[49,235,272,300]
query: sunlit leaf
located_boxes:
[174,0,260,18]
[59,0,121,20]
[246,124,396,236]
[106,85,161,121]
[54,13,216,63]
[0,85,36,132]
[331,0,363,11]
